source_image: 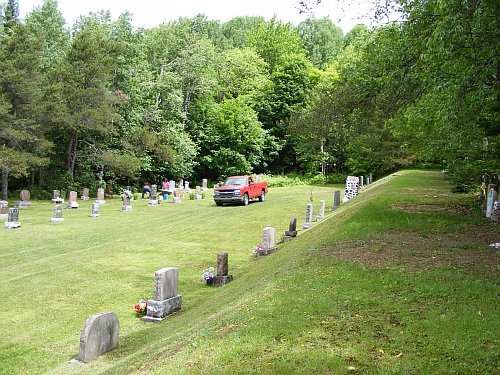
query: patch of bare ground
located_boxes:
[321,226,500,275]
[390,203,472,214]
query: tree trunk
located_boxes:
[1,169,8,200]
[67,131,78,186]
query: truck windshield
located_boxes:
[224,178,246,186]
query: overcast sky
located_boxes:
[18,0,372,34]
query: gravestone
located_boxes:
[342,176,359,203]
[66,191,79,209]
[75,312,119,363]
[213,252,233,287]
[172,188,182,204]
[52,190,64,204]
[81,188,90,201]
[255,175,261,183]
[148,184,158,206]
[491,200,499,223]
[90,202,100,218]
[50,205,64,223]
[142,267,182,322]
[96,188,106,205]
[16,190,32,208]
[258,227,276,256]
[105,184,113,198]
[330,190,341,211]
[369,174,373,184]
[184,181,191,194]
[303,204,313,229]
[360,176,364,188]
[316,200,325,221]
[122,197,132,212]
[195,186,202,200]
[486,185,497,218]
[202,179,208,191]
[0,200,8,219]
[4,207,20,229]
[169,180,175,192]
[284,217,297,242]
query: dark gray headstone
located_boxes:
[217,252,229,276]
[8,207,19,222]
[76,312,119,363]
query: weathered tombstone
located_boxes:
[75,312,119,363]
[90,202,100,218]
[96,188,106,205]
[148,184,158,206]
[330,190,341,211]
[16,189,32,208]
[0,200,8,219]
[66,191,79,209]
[202,179,208,191]
[4,207,20,229]
[122,197,132,212]
[342,176,359,203]
[213,252,233,287]
[142,267,182,322]
[81,188,90,201]
[486,186,497,218]
[255,175,261,183]
[258,227,276,256]
[369,174,373,184]
[303,204,313,229]
[316,200,325,221]
[52,190,64,204]
[360,176,364,188]
[169,180,175,192]
[492,201,499,223]
[105,184,114,198]
[184,181,191,194]
[50,205,64,223]
[172,188,182,204]
[284,218,297,241]
[195,186,202,200]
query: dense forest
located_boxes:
[0,0,499,199]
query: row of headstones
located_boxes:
[75,252,232,364]
[257,175,374,255]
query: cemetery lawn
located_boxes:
[1,170,499,375]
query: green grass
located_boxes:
[1,171,499,374]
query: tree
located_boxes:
[298,16,344,69]
[0,23,51,199]
[3,0,19,32]
[44,26,122,187]
[25,0,70,71]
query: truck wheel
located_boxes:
[216,202,223,206]
[259,190,265,202]
[242,193,249,206]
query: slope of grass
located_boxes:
[1,171,499,374]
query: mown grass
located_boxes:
[1,170,499,374]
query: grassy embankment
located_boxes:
[1,170,498,374]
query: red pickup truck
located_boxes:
[213,175,268,206]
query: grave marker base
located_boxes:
[81,197,90,201]
[95,200,106,205]
[52,198,65,204]
[302,223,313,230]
[66,202,79,209]
[16,201,31,208]
[172,197,182,204]
[148,200,158,206]
[50,218,64,223]
[213,275,233,287]
[4,222,20,229]
[121,205,132,212]
[0,214,8,220]
[257,247,276,257]
[142,295,182,322]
